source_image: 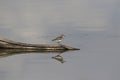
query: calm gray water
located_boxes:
[0,0,120,80]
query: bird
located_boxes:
[52,34,65,44]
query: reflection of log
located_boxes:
[0,49,67,58]
[0,38,80,50]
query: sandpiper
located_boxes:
[52,34,65,43]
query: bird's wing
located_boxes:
[52,36,61,41]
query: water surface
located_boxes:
[0,0,120,80]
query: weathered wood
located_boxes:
[0,38,80,50]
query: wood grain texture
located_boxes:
[0,38,80,50]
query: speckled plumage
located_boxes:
[52,34,65,43]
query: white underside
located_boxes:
[55,40,62,42]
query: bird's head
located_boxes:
[61,34,65,37]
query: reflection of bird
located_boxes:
[52,55,65,63]
[52,34,65,44]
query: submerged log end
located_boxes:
[59,44,80,50]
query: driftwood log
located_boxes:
[0,38,80,51]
